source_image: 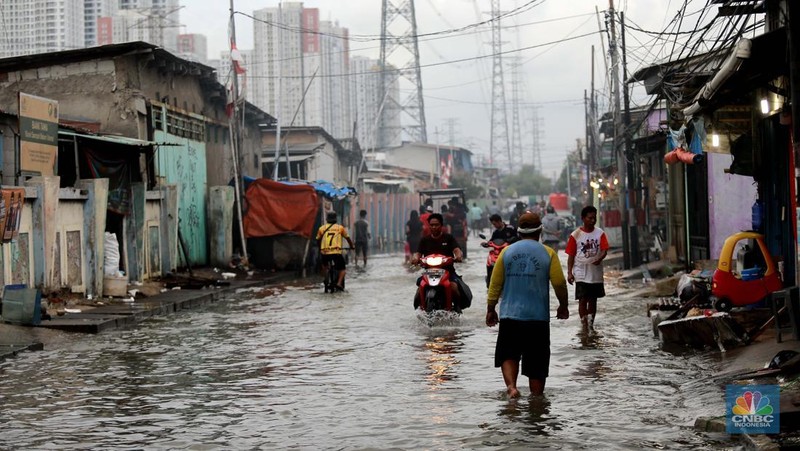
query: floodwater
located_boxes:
[0,241,743,449]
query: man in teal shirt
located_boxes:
[468,202,484,236]
[486,212,569,397]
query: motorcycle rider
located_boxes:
[482,213,518,287]
[412,213,471,309]
[315,211,355,291]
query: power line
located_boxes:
[248,31,602,80]
[234,0,545,43]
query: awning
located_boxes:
[58,130,162,147]
[362,179,406,185]
[260,154,314,164]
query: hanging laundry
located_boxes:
[689,116,705,154]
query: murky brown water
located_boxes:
[0,243,743,449]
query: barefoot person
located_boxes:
[486,212,569,397]
[565,205,609,332]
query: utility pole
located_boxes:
[788,0,800,285]
[584,89,590,201]
[621,12,639,267]
[608,0,630,269]
[587,45,596,204]
[228,0,248,267]
[271,2,283,181]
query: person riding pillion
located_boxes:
[316,211,355,291]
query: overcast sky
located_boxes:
[179,0,718,179]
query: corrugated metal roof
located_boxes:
[59,130,165,147]
[260,154,314,163]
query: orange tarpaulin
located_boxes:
[243,179,319,239]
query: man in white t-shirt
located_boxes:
[565,205,609,332]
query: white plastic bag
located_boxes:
[104,232,121,276]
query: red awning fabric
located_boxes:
[244,179,319,238]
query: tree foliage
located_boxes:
[448,170,483,200]
[500,165,552,197]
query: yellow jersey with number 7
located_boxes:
[316,224,350,255]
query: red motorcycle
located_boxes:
[480,233,511,287]
[414,254,459,313]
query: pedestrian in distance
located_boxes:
[509,201,527,229]
[420,204,433,237]
[486,212,569,398]
[354,209,370,267]
[565,205,609,332]
[483,213,518,287]
[469,202,484,236]
[316,211,355,291]
[541,205,562,251]
[405,209,423,265]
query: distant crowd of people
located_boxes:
[316,198,610,400]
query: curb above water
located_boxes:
[0,270,300,360]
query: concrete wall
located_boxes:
[707,152,757,259]
[0,195,35,288]
[385,146,436,175]
[54,199,87,293]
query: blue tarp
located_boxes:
[310,180,357,200]
[238,177,356,200]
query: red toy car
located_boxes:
[711,232,782,312]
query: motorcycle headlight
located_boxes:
[425,256,443,267]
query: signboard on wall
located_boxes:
[19,92,58,176]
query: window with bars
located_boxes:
[151,106,205,141]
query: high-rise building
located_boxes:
[317,20,351,140]
[252,3,352,139]
[0,0,84,58]
[85,0,117,47]
[252,3,307,127]
[212,49,251,88]
[177,34,208,64]
[349,56,399,150]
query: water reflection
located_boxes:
[419,331,463,388]
[498,395,561,436]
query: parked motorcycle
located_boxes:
[479,233,511,288]
[413,254,461,313]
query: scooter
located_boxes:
[479,233,511,287]
[413,254,460,313]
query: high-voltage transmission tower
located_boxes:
[378,0,427,148]
[489,0,511,172]
[509,56,524,170]
[529,106,544,172]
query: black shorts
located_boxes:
[321,254,346,269]
[575,282,605,300]
[355,241,369,255]
[494,319,550,380]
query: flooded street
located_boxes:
[0,242,741,449]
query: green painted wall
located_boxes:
[154,131,208,265]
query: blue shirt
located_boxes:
[487,239,567,321]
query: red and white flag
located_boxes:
[231,41,246,74]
